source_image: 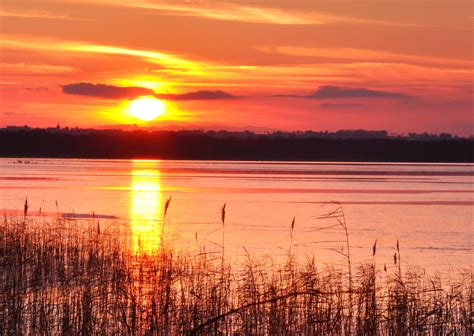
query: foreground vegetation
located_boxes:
[0,208,472,335]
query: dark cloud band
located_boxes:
[62,82,239,101]
[156,90,238,101]
[62,82,154,99]
[274,85,412,100]
[309,85,412,99]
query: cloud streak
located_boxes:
[309,86,412,99]
[0,9,82,20]
[62,82,154,99]
[59,0,325,25]
[257,46,473,69]
[1,62,77,75]
[62,82,239,101]
[1,37,206,76]
[274,86,413,100]
[156,90,239,101]
[57,0,430,27]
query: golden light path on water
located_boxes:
[129,163,163,254]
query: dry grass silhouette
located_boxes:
[0,202,472,335]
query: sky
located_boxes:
[1,0,473,135]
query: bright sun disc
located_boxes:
[129,96,165,121]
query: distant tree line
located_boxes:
[1,127,472,162]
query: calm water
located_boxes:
[1,158,472,271]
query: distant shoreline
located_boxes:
[1,128,473,162]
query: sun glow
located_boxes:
[129,96,166,121]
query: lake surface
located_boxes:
[1,158,472,271]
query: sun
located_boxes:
[129,96,166,121]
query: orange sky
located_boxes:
[1,0,473,135]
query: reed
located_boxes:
[0,209,471,335]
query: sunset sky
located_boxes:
[1,0,473,135]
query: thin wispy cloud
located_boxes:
[257,46,474,69]
[0,9,82,20]
[61,0,325,25]
[23,86,49,91]
[136,2,324,25]
[0,62,77,75]
[58,0,432,27]
[68,44,200,71]
[0,36,207,76]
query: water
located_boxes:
[1,158,472,271]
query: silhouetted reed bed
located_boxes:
[1,214,472,335]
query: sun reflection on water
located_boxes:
[130,166,162,254]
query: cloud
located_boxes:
[156,90,239,101]
[65,0,326,25]
[274,86,413,100]
[1,37,207,79]
[62,82,239,101]
[0,62,77,75]
[0,9,82,20]
[257,46,473,69]
[63,0,433,27]
[309,86,412,99]
[2,111,28,116]
[23,86,49,91]
[62,82,154,99]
